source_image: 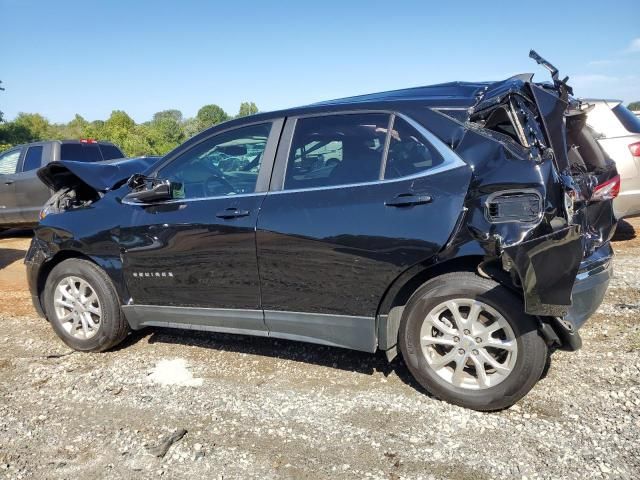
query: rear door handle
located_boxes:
[385,193,432,207]
[216,207,250,219]
[4,180,14,185]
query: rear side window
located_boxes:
[613,104,640,134]
[22,146,44,172]
[60,144,103,162]
[100,144,125,160]
[284,113,389,190]
[384,117,443,179]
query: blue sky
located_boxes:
[1,0,639,123]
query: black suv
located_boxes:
[0,139,125,229]
[26,54,618,410]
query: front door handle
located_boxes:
[4,180,14,185]
[216,207,250,219]
[385,193,432,207]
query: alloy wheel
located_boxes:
[53,276,102,340]
[419,298,517,390]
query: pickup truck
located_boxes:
[0,140,125,229]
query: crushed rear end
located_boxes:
[431,51,618,350]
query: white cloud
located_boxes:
[587,59,615,67]
[625,38,640,53]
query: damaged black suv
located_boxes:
[26,52,618,410]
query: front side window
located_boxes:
[284,113,389,190]
[384,117,443,179]
[0,149,21,175]
[157,123,271,199]
[22,146,44,172]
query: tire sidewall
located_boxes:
[399,274,547,410]
[44,260,122,352]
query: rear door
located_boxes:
[14,143,54,223]
[0,147,24,225]
[256,112,471,351]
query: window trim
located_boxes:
[269,110,466,194]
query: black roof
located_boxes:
[214,79,496,132]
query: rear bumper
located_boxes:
[564,243,613,331]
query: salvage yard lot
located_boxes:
[0,224,639,480]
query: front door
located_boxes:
[256,113,471,351]
[0,148,24,225]
[121,120,282,334]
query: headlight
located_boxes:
[39,203,60,220]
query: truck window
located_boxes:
[0,149,21,175]
[22,146,44,172]
[100,144,125,160]
[60,144,103,162]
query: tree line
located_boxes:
[0,97,259,156]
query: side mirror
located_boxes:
[124,178,174,203]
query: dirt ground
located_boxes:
[0,223,638,479]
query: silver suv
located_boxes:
[585,100,640,218]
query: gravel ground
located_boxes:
[0,223,638,480]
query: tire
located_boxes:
[43,258,129,352]
[398,271,547,411]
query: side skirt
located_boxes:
[122,305,377,353]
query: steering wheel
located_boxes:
[205,174,234,195]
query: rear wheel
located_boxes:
[43,258,129,352]
[399,272,547,411]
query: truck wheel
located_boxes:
[398,271,547,411]
[43,258,130,352]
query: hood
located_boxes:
[38,156,160,192]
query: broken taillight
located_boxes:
[629,142,640,157]
[592,174,621,201]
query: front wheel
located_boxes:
[43,258,130,352]
[398,272,547,411]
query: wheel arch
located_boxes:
[376,255,485,354]
[36,250,127,315]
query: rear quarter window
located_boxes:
[60,144,103,162]
[100,144,125,160]
[613,104,640,134]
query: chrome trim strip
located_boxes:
[576,260,612,281]
[121,191,265,207]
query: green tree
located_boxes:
[237,101,258,118]
[182,117,200,139]
[628,101,640,111]
[148,110,185,154]
[196,104,228,130]
[102,110,136,148]
[153,109,183,123]
[65,114,89,139]
[12,113,52,141]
